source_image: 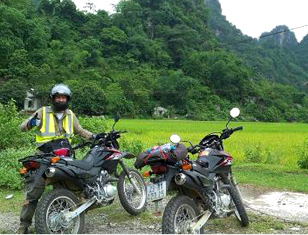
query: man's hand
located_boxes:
[28,113,41,128]
[93,133,106,140]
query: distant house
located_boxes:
[24,90,41,113]
[153,106,168,118]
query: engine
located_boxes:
[85,170,117,205]
[210,190,232,217]
[209,178,233,217]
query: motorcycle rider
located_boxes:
[17,84,97,233]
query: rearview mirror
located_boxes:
[170,134,181,144]
[114,112,120,123]
[230,108,240,118]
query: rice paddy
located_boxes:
[108,119,308,169]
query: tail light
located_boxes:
[53,148,70,157]
[182,164,192,170]
[142,171,151,177]
[52,156,60,163]
[150,165,168,174]
[23,161,39,170]
[219,156,233,166]
[19,167,27,174]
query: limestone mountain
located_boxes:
[259,25,298,48]
[205,0,308,90]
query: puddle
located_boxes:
[241,187,308,222]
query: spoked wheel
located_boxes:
[35,189,84,234]
[162,195,204,234]
[117,168,147,215]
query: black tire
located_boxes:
[224,179,249,227]
[35,188,85,234]
[117,168,147,215]
[162,195,204,234]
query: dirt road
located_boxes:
[2,184,308,234]
[240,184,308,223]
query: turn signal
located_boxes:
[51,156,60,163]
[142,171,151,177]
[182,164,192,170]
[19,167,27,174]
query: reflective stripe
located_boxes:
[69,110,73,134]
[47,107,56,134]
[62,110,73,135]
[39,107,46,133]
[35,106,74,145]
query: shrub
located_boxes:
[244,145,262,163]
[0,147,34,189]
[0,100,33,150]
[78,116,107,134]
[263,148,280,164]
[119,138,145,156]
[297,140,308,169]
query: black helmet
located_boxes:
[50,84,72,112]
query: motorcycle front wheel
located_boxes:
[223,176,249,227]
[229,183,249,226]
[162,195,204,234]
[117,168,147,215]
[35,188,84,234]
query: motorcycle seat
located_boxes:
[66,152,95,171]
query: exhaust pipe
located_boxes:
[45,167,56,178]
[45,167,71,180]
[175,173,206,192]
[175,173,186,185]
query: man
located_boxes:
[17,84,95,233]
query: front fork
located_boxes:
[229,170,244,200]
[119,160,142,195]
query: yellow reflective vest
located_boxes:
[35,106,74,146]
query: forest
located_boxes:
[1,0,308,122]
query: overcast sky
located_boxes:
[73,0,308,42]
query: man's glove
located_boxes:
[28,113,41,128]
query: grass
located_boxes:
[0,189,24,214]
[206,213,308,234]
[233,164,308,193]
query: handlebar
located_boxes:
[231,126,243,132]
[188,126,243,154]
[72,141,92,150]
[187,144,206,154]
[221,126,243,140]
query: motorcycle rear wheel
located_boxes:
[117,168,147,215]
[35,188,84,234]
[162,195,204,234]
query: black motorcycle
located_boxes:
[19,117,147,234]
[135,108,248,234]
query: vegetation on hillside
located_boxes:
[0,0,308,122]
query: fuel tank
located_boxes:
[196,148,232,173]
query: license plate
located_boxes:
[146,181,166,202]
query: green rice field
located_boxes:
[107,119,308,170]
